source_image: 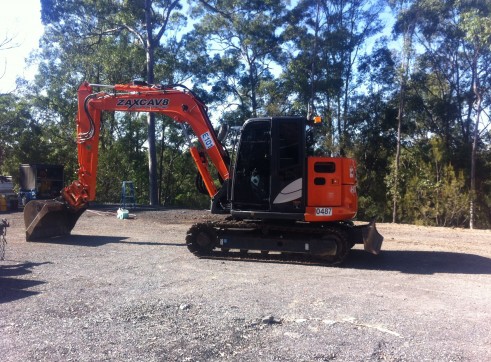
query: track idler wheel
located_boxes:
[315,228,349,265]
[186,223,217,256]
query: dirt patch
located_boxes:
[1,207,491,361]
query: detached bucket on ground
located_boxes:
[24,199,87,241]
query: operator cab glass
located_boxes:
[232,119,271,211]
[231,117,306,217]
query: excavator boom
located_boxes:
[25,81,230,240]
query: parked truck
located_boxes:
[19,164,64,206]
[0,175,15,211]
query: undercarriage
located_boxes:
[186,219,383,265]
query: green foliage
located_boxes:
[403,162,469,227]
[192,0,285,118]
[96,113,149,204]
[351,92,398,221]
[0,93,77,189]
[282,0,385,152]
[478,146,491,228]
[96,142,142,204]
[386,138,470,226]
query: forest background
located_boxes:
[0,0,490,228]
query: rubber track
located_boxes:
[186,220,350,266]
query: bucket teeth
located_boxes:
[24,200,86,241]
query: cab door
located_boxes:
[231,119,271,211]
[270,117,306,213]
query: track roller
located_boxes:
[186,223,217,256]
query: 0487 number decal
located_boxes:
[315,207,332,216]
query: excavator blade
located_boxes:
[352,219,384,255]
[24,200,87,241]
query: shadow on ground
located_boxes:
[202,248,491,275]
[0,262,50,303]
[29,234,185,247]
[345,249,491,275]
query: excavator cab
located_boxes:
[231,117,356,220]
[231,117,306,216]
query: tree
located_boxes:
[0,32,18,81]
[192,0,286,121]
[40,0,187,205]
[394,138,469,226]
[351,92,398,221]
[0,93,68,182]
[389,0,416,223]
[395,0,491,227]
[281,0,385,156]
[459,6,491,228]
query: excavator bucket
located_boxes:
[352,219,384,255]
[24,199,87,241]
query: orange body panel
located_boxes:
[305,157,357,222]
[189,147,218,196]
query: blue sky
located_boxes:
[0,1,395,94]
[0,0,43,93]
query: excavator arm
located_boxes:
[24,81,230,240]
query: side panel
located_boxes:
[341,158,357,185]
[307,158,342,206]
[305,157,357,222]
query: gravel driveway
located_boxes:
[1,207,491,361]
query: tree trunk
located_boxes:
[470,78,481,230]
[158,127,166,205]
[145,0,158,206]
[392,87,403,223]
[250,68,257,117]
[392,25,412,223]
[470,125,477,229]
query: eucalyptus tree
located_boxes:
[282,0,384,155]
[396,0,491,227]
[351,45,399,220]
[459,5,491,228]
[191,0,286,122]
[39,0,188,205]
[0,32,18,81]
[110,0,185,205]
[29,1,148,200]
[0,33,16,51]
[389,0,416,223]
[0,93,54,180]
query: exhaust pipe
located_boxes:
[24,199,87,241]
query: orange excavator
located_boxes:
[24,81,382,264]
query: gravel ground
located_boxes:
[1,207,491,361]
